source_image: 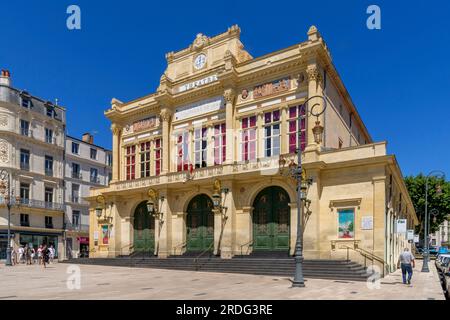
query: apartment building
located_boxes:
[65,134,112,258]
[0,70,65,258]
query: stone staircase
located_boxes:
[64,252,372,282]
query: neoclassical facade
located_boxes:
[88,26,418,275]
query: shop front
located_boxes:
[18,232,61,258]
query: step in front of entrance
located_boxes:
[64,257,372,282]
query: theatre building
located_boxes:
[88,25,418,275]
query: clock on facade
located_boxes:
[194,54,206,70]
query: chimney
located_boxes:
[82,133,94,144]
[0,70,11,87]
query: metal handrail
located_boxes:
[341,245,386,277]
[173,241,187,255]
[194,242,215,271]
[239,240,254,256]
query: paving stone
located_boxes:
[0,260,445,300]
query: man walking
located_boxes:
[397,248,415,284]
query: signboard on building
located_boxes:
[253,77,290,99]
[396,219,407,234]
[177,74,218,93]
[407,229,414,240]
[361,216,373,230]
[414,235,420,243]
[174,96,225,121]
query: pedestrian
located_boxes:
[30,246,35,264]
[25,244,32,265]
[397,247,415,284]
[11,247,17,265]
[18,245,24,264]
[49,245,55,263]
[42,245,49,268]
[37,245,43,265]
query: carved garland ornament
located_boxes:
[0,115,8,127]
[0,139,8,163]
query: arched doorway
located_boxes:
[133,201,155,253]
[252,186,290,251]
[186,194,214,252]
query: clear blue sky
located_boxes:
[1,0,449,177]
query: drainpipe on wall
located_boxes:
[62,121,67,261]
[323,69,327,149]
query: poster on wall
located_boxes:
[361,216,373,230]
[338,209,355,238]
[407,229,414,240]
[396,219,407,234]
[414,235,420,243]
[101,225,109,245]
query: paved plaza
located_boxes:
[0,260,445,300]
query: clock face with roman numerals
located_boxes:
[194,54,206,70]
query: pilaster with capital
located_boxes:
[160,108,172,174]
[223,89,236,164]
[110,123,122,182]
[306,64,325,148]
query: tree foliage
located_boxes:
[404,174,450,235]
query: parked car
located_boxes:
[435,254,450,272]
[444,269,450,299]
[438,246,449,254]
[429,247,439,256]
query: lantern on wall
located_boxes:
[312,120,324,144]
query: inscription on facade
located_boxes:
[177,74,218,93]
[253,77,290,99]
[175,96,225,121]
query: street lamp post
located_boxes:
[0,169,20,266]
[212,179,229,256]
[146,188,165,256]
[291,95,327,288]
[421,170,445,273]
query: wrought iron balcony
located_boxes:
[65,223,89,232]
[19,198,64,211]
[45,168,53,177]
[90,176,100,184]
[20,128,32,137]
[20,162,30,171]
[72,172,82,179]
[71,195,79,203]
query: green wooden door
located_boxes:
[253,187,290,251]
[133,201,155,252]
[186,195,214,252]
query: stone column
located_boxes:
[257,111,264,159]
[160,109,172,175]
[373,175,387,273]
[110,123,122,182]
[217,180,235,259]
[280,105,288,154]
[305,64,324,149]
[156,189,171,258]
[206,123,214,167]
[224,89,236,164]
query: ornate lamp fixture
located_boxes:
[212,179,229,256]
[312,120,324,144]
[147,188,165,219]
[95,195,105,219]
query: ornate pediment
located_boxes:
[192,33,209,51]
